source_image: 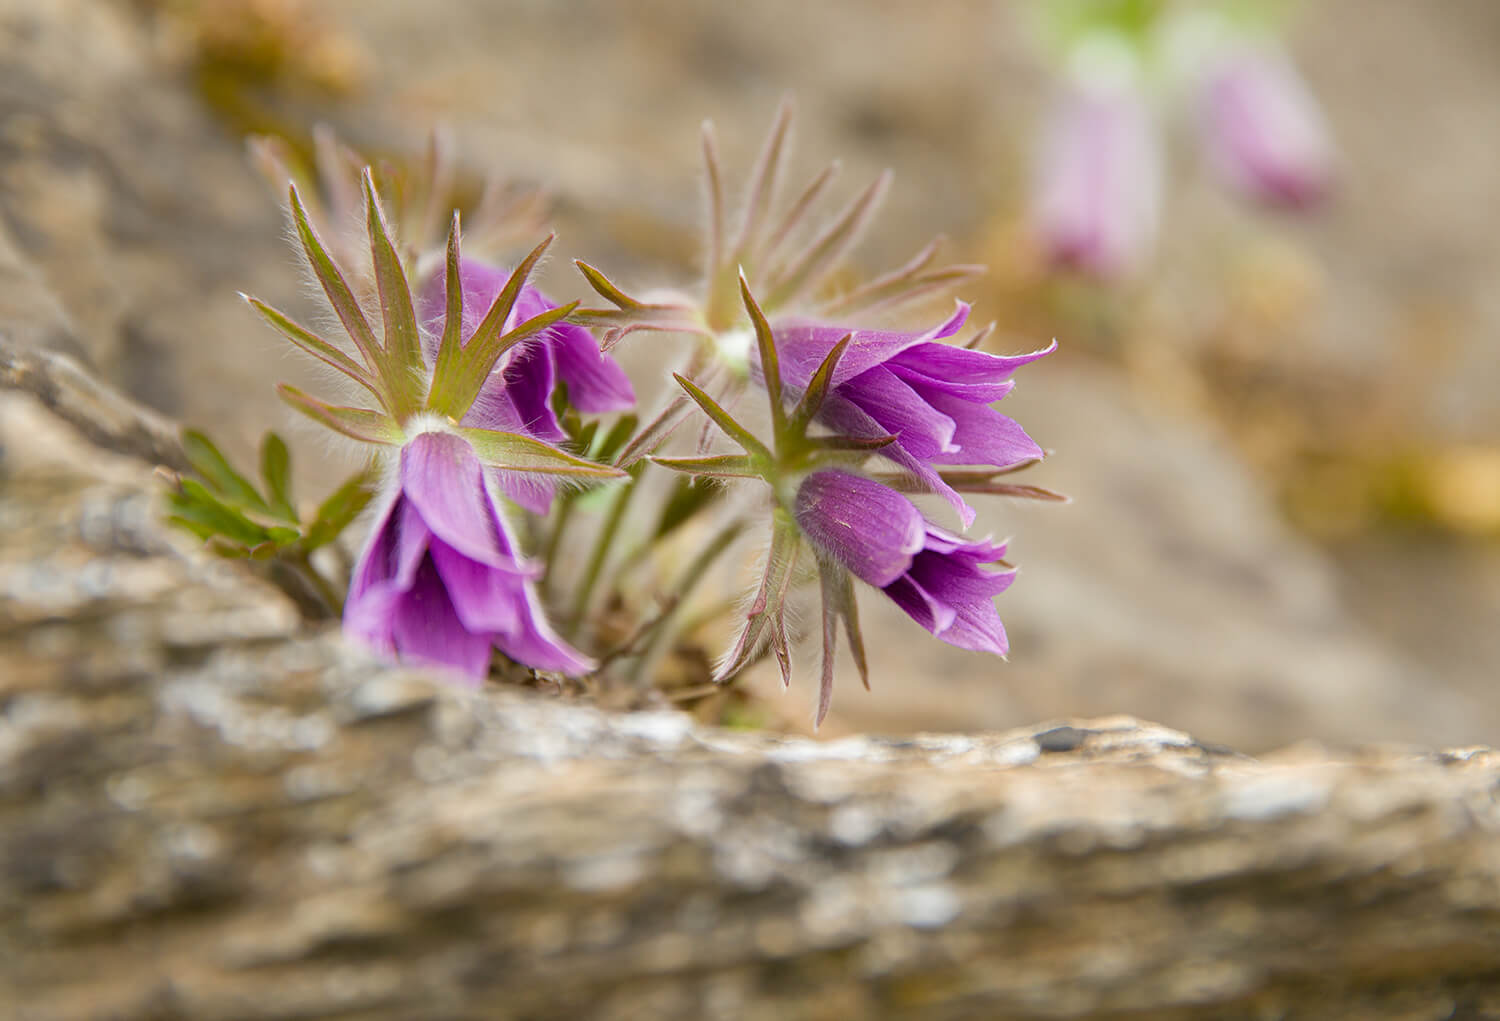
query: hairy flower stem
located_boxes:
[630,518,745,684]
[569,471,641,636]
[539,493,576,599]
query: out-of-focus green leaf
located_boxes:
[169,479,270,546]
[182,429,268,512]
[654,476,718,541]
[303,469,377,550]
[259,432,297,522]
[592,414,638,462]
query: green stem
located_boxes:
[540,494,575,599]
[569,471,640,636]
[631,518,744,684]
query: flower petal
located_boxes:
[775,303,970,388]
[817,393,977,528]
[795,470,925,587]
[921,391,1045,469]
[887,338,1055,401]
[389,556,494,683]
[400,431,512,567]
[547,319,636,413]
[840,366,957,459]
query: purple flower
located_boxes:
[773,303,1052,527]
[1199,41,1333,208]
[418,258,634,513]
[1031,76,1163,277]
[795,470,1015,655]
[344,430,593,681]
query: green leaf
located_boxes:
[168,479,271,546]
[277,385,403,446]
[182,429,268,513]
[591,414,637,462]
[259,432,297,522]
[458,427,629,479]
[650,453,760,479]
[303,469,377,550]
[362,168,424,384]
[787,333,850,438]
[243,295,380,399]
[428,234,553,419]
[653,475,717,541]
[739,273,785,435]
[671,373,772,463]
[574,259,642,310]
[289,183,383,376]
[715,510,800,682]
[429,211,466,408]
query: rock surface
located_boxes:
[0,406,1489,1019]
[4,392,1500,1020]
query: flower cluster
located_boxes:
[204,104,1057,724]
[1031,1,1335,277]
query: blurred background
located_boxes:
[6,0,1498,751]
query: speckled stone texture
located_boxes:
[4,394,1500,1020]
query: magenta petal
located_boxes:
[389,557,494,683]
[399,432,510,567]
[498,339,565,442]
[548,321,636,412]
[795,470,925,587]
[888,339,1056,401]
[881,574,959,637]
[922,392,1044,469]
[775,304,970,389]
[818,393,977,528]
[844,367,958,459]
[492,597,596,676]
[428,536,526,637]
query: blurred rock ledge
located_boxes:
[3,392,1500,1020]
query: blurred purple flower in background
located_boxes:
[1197,40,1334,208]
[1031,69,1163,278]
[345,430,594,680]
[419,258,635,513]
[773,304,1053,527]
[795,469,1016,655]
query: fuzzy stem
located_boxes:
[569,472,640,636]
[631,518,745,685]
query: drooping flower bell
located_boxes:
[794,469,1015,656]
[345,430,593,680]
[245,169,624,680]
[1196,38,1333,208]
[1032,40,1164,278]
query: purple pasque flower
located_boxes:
[795,469,1015,656]
[344,429,594,681]
[1031,71,1163,277]
[417,258,634,513]
[1198,40,1333,208]
[772,302,1053,528]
